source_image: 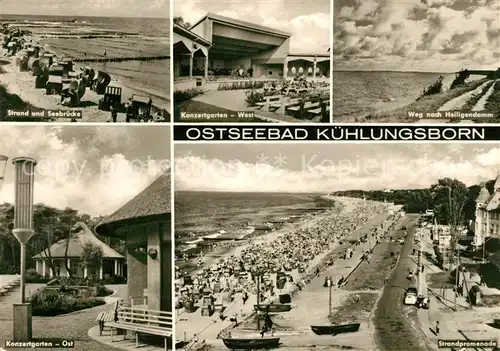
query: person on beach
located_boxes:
[110,105,118,123]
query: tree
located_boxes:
[429,178,468,270]
[81,242,103,282]
[173,16,191,29]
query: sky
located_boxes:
[0,0,169,18]
[175,143,500,193]
[0,125,170,217]
[175,0,330,54]
[334,0,500,72]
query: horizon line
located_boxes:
[333,69,495,74]
[0,13,170,20]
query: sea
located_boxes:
[333,71,485,119]
[175,192,331,251]
[0,14,170,108]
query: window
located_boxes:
[268,71,272,75]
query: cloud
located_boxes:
[0,126,169,217]
[175,146,500,193]
[334,0,500,71]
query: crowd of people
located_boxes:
[175,200,397,312]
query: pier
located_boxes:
[73,55,170,63]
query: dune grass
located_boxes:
[461,80,494,112]
[350,79,487,123]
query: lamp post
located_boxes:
[11,157,37,342]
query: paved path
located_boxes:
[373,215,431,351]
[472,80,498,111]
[438,80,492,111]
[0,284,127,351]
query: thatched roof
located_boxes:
[33,222,124,259]
[95,172,170,237]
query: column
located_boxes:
[42,260,46,277]
[189,53,193,79]
[99,264,103,280]
[204,55,208,80]
[67,258,70,277]
[313,60,317,79]
[114,260,118,275]
[84,267,88,278]
[35,260,39,275]
[283,57,288,78]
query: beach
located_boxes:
[175,196,403,350]
[0,15,170,122]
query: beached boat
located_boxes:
[254,304,291,313]
[310,323,360,335]
[222,337,280,349]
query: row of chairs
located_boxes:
[0,277,20,297]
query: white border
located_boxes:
[330,0,334,123]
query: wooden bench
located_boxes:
[95,300,121,335]
[106,306,173,350]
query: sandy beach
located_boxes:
[175,196,401,350]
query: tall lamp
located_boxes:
[12,157,37,342]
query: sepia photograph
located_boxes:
[174,143,500,350]
[0,125,172,350]
[333,0,500,123]
[173,0,331,123]
[0,0,170,123]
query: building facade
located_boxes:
[474,177,500,247]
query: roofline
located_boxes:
[174,23,212,47]
[190,13,291,38]
[288,53,330,58]
[95,213,171,238]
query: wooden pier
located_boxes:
[73,55,170,63]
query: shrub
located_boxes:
[450,69,471,89]
[29,289,105,316]
[245,89,265,106]
[26,268,52,283]
[417,76,444,100]
[95,284,114,297]
[174,88,204,104]
[218,80,266,91]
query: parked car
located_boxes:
[404,287,418,305]
[416,295,430,309]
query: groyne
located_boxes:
[73,55,170,63]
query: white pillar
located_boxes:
[42,260,46,277]
[204,55,208,80]
[313,59,317,79]
[67,258,70,277]
[189,53,193,79]
[114,260,118,275]
[99,264,103,280]
[35,260,39,274]
[283,57,288,78]
[84,267,88,278]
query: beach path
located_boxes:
[472,80,498,111]
[438,80,492,111]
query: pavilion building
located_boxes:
[174,13,330,89]
[95,172,171,312]
[32,222,125,279]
